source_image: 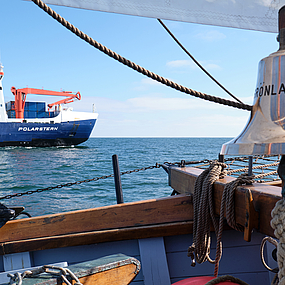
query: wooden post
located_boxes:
[112,154,124,204]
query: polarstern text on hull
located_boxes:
[18,126,59,132]
[255,83,285,97]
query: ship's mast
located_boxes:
[0,64,7,122]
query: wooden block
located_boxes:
[77,264,137,285]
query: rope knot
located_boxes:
[235,173,255,185]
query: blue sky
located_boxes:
[0,0,279,137]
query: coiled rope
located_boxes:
[188,162,227,267]
[188,161,255,278]
[214,173,254,277]
[30,0,252,112]
[271,199,285,285]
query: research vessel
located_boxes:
[0,64,98,147]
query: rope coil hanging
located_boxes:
[188,161,227,267]
[30,0,252,112]
[269,156,285,285]
[214,173,254,276]
[188,161,255,277]
[271,199,285,285]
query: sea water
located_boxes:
[0,137,231,217]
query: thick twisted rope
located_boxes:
[227,162,279,175]
[188,162,227,267]
[188,161,255,278]
[31,0,252,112]
[214,173,255,277]
[271,199,285,285]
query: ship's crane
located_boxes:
[10,87,81,119]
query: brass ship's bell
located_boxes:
[221,6,285,156]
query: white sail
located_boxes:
[35,0,285,33]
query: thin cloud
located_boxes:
[166,59,221,71]
[92,108,248,137]
[128,97,198,111]
[140,78,161,86]
[203,63,221,70]
[166,60,196,69]
[72,96,223,113]
[242,96,254,105]
[132,78,162,91]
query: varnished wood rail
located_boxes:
[0,195,193,255]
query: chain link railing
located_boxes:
[0,164,162,201]
[0,156,281,202]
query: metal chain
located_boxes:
[0,156,280,201]
[8,265,82,285]
[163,159,212,167]
[0,164,161,201]
[165,155,279,167]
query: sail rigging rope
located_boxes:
[157,19,245,105]
[30,0,252,112]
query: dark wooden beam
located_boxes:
[169,166,281,238]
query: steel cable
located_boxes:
[157,19,244,105]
